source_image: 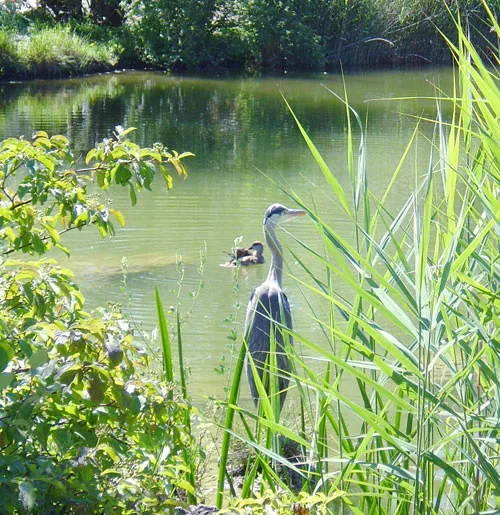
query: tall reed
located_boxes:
[156,288,198,505]
[217,3,500,513]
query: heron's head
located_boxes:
[263,203,306,227]
[249,241,265,255]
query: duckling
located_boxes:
[239,243,265,266]
[222,241,265,267]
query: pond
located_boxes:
[0,69,453,409]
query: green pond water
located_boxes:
[0,69,453,408]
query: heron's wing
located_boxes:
[265,288,293,404]
[244,284,293,407]
[246,282,293,323]
[267,286,293,333]
[245,284,294,353]
[244,287,258,335]
[244,285,275,368]
[278,289,293,332]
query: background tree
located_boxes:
[89,0,123,25]
[38,0,83,20]
[120,0,217,70]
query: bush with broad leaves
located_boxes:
[0,128,201,513]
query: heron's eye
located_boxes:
[265,203,286,220]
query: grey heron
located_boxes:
[244,203,306,411]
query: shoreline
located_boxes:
[0,60,454,84]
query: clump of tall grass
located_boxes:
[23,25,118,76]
[216,3,500,513]
[0,25,118,79]
[0,29,23,76]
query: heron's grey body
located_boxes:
[244,203,305,410]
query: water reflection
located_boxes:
[0,69,452,406]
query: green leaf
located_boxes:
[0,341,14,372]
[97,443,120,463]
[96,170,108,189]
[155,288,174,387]
[2,226,16,242]
[110,209,125,227]
[282,94,352,217]
[32,233,45,255]
[88,372,105,404]
[160,167,173,189]
[54,362,80,385]
[0,371,14,389]
[85,148,96,165]
[112,163,132,185]
[139,148,162,161]
[101,469,121,477]
[51,134,69,146]
[55,243,70,256]
[177,151,195,159]
[41,222,60,243]
[129,183,137,205]
[121,127,137,136]
[34,136,51,150]
[29,348,49,370]
[36,154,55,172]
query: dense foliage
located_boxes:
[0,129,200,512]
[0,0,498,77]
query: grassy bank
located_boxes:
[0,25,118,79]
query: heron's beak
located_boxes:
[285,208,307,219]
[280,208,307,224]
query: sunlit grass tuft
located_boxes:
[0,29,23,76]
[0,25,118,78]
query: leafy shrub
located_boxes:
[0,273,202,512]
[0,1,31,32]
[210,1,258,71]
[245,0,325,70]
[3,0,498,75]
[0,129,200,513]
[0,24,121,79]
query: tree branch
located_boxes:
[2,221,93,256]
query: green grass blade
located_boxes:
[155,287,174,395]
[282,94,352,217]
[216,336,246,509]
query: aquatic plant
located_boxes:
[217,4,500,513]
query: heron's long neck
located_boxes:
[264,221,283,286]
